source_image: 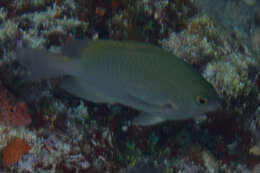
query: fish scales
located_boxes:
[16,40,221,126]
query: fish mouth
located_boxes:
[205,100,222,114]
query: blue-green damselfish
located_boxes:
[16,39,221,126]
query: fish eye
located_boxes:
[196,96,208,105]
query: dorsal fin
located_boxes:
[62,39,91,58]
[16,47,85,81]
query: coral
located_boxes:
[158,13,260,172]
[2,138,31,167]
[201,150,219,173]
[18,1,88,49]
[194,0,258,34]
[249,142,260,156]
[194,0,260,56]
[0,20,18,58]
[251,29,260,54]
[0,84,31,126]
[18,154,37,173]
[125,160,166,173]
[0,7,7,20]
[204,57,254,102]
[187,15,216,36]
[161,30,215,70]
[14,0,48,8]
[242,0,256,6]
[161,16,221,71]
[67,100,89,124]
[0,20,18,41]
[0,126,38,151]
[109,0,197,42]
[0,0,88,63]
[0,0,259,172]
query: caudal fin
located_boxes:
[16,48,75,81]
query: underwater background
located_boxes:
[0,0,260,172]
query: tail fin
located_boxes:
[16,48,74,81]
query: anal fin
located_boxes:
[61,77,114,104]
[133,112,165,126]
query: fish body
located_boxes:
[16,40,221,126]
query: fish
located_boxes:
[15,39,221,126]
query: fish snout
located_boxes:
[205,99,222,114]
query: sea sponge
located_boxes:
[2,138,31,167]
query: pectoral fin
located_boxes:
[61,77,115,103]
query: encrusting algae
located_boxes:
[2,138,31,167]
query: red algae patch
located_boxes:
[2,138,31,167]
[0,84,31,126]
